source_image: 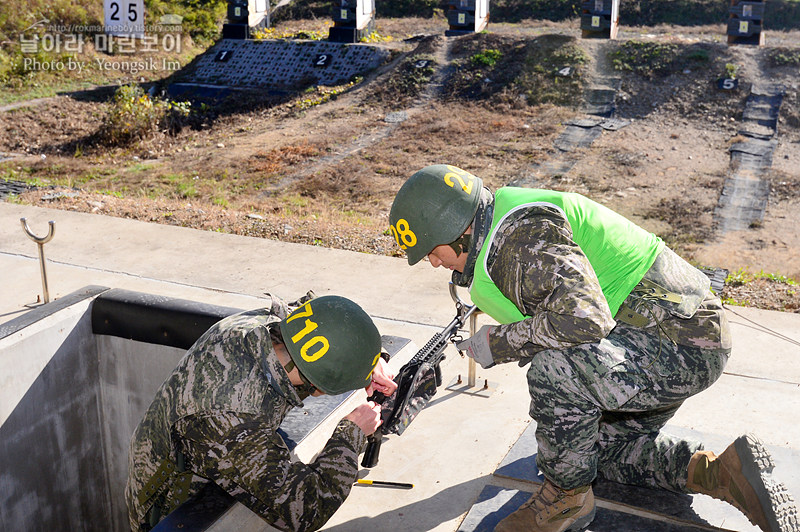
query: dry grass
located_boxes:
[248,141,328,175]
[3,18,800,312]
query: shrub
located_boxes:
[471,49,503,67]
[101,84,163,144]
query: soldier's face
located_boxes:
[427,244,468,272]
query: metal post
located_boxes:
[20,217,55,304]
[468,311,478,387]
[446,282,496,397]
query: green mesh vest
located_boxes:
[471,188,664,323]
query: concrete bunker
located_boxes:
[0,286,410,531]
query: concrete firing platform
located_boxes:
[173,38,391,92]
[2,202,799,531]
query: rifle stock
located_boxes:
[361,390,387,468]
[361,303,476,468]
[361,430,383,468]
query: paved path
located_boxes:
[2,202,798,531]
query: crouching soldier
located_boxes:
[125,294,397,531]
[388,164,798,532]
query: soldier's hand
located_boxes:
[345,401,382,435]
[366,358,398,397]
[456,325,496,369]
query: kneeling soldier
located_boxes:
[389,164,798,532]
[126,294,397,532]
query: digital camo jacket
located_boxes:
[125,295,366,532]
[455,199,730,365]
[455,193,731,491]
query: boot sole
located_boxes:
[734,434,799,532]
[567,505,596,531]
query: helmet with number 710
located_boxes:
[279,295,382,395]
[389,164,483,265]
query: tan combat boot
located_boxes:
[687,433,798,532]
[495,478,596,532]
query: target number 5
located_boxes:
[104,0,144,35]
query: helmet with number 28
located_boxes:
[279,295,382,395]
[389,165,483,265]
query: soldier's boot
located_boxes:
[495,478,595,532]
[687,433,798,532]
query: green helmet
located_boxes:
[389,164,482,265]
[279,295,381,395]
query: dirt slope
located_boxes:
[1,18,799,310]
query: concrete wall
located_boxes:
[97,336,186,530]
[0,292,204,531]
[0,299,112,530]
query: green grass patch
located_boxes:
[471,49,503,67]
[726,268,797,287]
[97,189,124,198]
[611,41,679,78]
[176,182,197,198]
[0,165,41,186]
[768,48,800,67]
[721,297,748,307]
[685,49,710,62]
[127,162,156,173]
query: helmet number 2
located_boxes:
[443,166,474,195]
[390,218,418,249]
[287,303,330,362]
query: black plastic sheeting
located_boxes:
[0,180,36,200]
[715,85,785,233]
[583,77,621,117]
[741,91,784,131]
[697,266,729,294]
[510,74,623,187]
[554,123,604,151]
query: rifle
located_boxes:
[361,300,477,468]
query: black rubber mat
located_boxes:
[0,180,36,200]
[483,421,799,532]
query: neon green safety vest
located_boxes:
[471,188,664,323]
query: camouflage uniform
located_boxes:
[125,295,366,532]
[454,197,731,493]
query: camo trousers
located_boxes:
[527,319,730,493]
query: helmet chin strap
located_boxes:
[282,358,317,398]
[447,233,471,257]
[273,327,318,398]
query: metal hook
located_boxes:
[20,217,55,304]
[449,282,481,388]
